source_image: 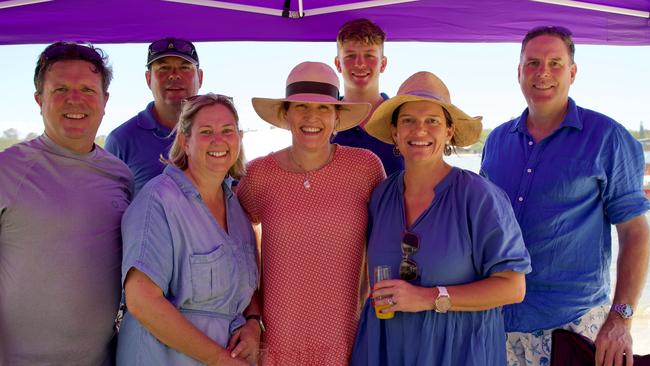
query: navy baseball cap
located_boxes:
[146,38,199,66]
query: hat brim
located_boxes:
[365,95,483,147]
[147,51,199,66]
[251,95,371,132]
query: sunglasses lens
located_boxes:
[44,43,101,62]
[172,40,194,53]
[401,232,419,255]
[403,232,419,247]
[400,259,418,281]
[150,40,194,55]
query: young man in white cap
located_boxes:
[106,38,203,194]
[481,25,649,366]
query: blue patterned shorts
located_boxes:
[506,304,608,366]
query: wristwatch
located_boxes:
[434,286,451,313]
[245,314,266,332]
[611,304,633,319]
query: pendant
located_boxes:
[303,179,311,189]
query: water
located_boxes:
[445,154,650,308]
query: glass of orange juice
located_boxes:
[373,265,395,319]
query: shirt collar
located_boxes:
[137,101,173,134]
[40,133,99,159]
[510,97,582,134]
[163,165,234,200]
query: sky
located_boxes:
[1,41,649,142]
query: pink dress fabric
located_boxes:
[237,145,385,365]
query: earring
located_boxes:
[444,143,452,156]
[330,130,338,143]
[393,145,401,156]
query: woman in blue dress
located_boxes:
[117,94,261,365]
[351,72,532,366]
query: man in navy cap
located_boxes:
[106,38,203,194]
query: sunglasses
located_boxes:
[148,39,196,58]
[183,93,234,105]
[400,231,420,281]
[40,42,103,64]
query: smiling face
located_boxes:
[284,102,339,152]
[183,103,240,177]
[34,60,108,153]
[518,34,576,115]
[335,40,386,93]
[146,56,203,108]
[391,100,453,166]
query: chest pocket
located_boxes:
[189,245,234,304]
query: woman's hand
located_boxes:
[372,279,434,313]
[227,319,262,365]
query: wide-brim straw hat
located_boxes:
[252,61,371,132]
[366,71,482,147]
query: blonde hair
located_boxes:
[164,93,246,179]
[337,18,386,49]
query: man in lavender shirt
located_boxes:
[0,42,133,365]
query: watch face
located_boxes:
[435,296,451,313]
[621,304,633,318]
[615,304,633,319]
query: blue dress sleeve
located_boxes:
[469,179,532,277]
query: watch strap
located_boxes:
[611,303,633,319]
[437,286,449,297]
[245,314,266,332]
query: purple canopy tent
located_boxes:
[0,0,648,45]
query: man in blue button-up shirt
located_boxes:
[481,26,649,366]
[106,38,203,195]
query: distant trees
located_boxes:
[0,129,27,151]
[0,129,106,151]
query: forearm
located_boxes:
[244,290,261,318]
[613,214,650,310]
[445,271,526,311]
[388,271,526,313]
[125,270,231,365]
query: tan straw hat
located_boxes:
[365,71,482,147]
[251,61,371,131]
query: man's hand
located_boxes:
[594,313,633,366]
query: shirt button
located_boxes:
[528,141,533,146]
[527,168,532,173]
[518,197,524,202]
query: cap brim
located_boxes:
[365,95,483,147]
[251,96,371,132]
[147,51,198,66]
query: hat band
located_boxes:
[286,81,339,99]
[405,90,445,102]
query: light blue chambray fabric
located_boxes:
[117,165,257,366]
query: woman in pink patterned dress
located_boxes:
[237,62,386,365]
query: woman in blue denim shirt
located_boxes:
[117,94,261,365]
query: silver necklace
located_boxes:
[288,147,333,190]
